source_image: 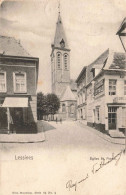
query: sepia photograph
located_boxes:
[0,0,126,194]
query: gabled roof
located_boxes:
[76,66,87,83]
[53,14,69,49]
[76,48,126,88]
[61,85,76,101]
[86,49,109,85]
[116,17,126,35]
[104,51,126,70]
[0,35,30,57]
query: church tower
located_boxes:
[50,12,70,98]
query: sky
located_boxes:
[0,0,126,93]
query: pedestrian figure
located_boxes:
[60,118,62,124]
[56,117,58,123]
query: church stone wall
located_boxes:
[50,14,77,120]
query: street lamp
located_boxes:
[116,17,126,52]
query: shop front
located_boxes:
[1,97,28,133]
[108,97,126,132]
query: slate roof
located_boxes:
[53,14,69,49]
[109,52,126,70]
[70,79,77,91]
[86,49,126,85]
[61,85,76,101]
[0,35,30,57]
[86,49,109,85]
[76,66,87,83]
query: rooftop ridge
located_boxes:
[0,35,31,57]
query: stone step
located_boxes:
[0,129,9,134]
[109,130,125,138]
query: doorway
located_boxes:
[10,108,23,125]
[108,107,117,130]
[0,107,7,129]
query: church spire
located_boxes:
[58,0,60,15]
[53,1,69,50]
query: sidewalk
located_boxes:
[0,121,45,143]
[0,132,45,143]
[77,121,125,145]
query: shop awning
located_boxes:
[2,97,28,108]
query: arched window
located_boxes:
[64,54,68,70]
[70,104,75,114]
[57,52,61,69]
[62,104,66,112]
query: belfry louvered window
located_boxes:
[64,54,68,70]
[57,53,61,69]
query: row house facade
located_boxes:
[0,36,39,133]
[76,49,126,134]
[76,67,87,121]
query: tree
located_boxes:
[37,92,60,120]
[37,92,47,120]
[46,93,60,118]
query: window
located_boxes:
[14,72,26,93]
[96,107,100,121]
[122,108,126,127]
[81,93,83,104]
[92,69,95,78]
[57,53,61,69]
[60,39,65,48]
[83,91,85,103]
[124,80,126,95]
[64,54,68,70]
[79,94,81,104]
[62,104,66,112]
[70,104,75,114]
[109,79,116,95]
[108,107,117,129]
[94,79,104,96]
[0,72,6,92]
[0,98,4,106]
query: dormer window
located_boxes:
[92,69,95,78]
[64,54,68,70]
[60,39,65,48]
[0,71,6,92]
[57,52,61,69]
[13,72,27,93]
[91,66,101,78]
